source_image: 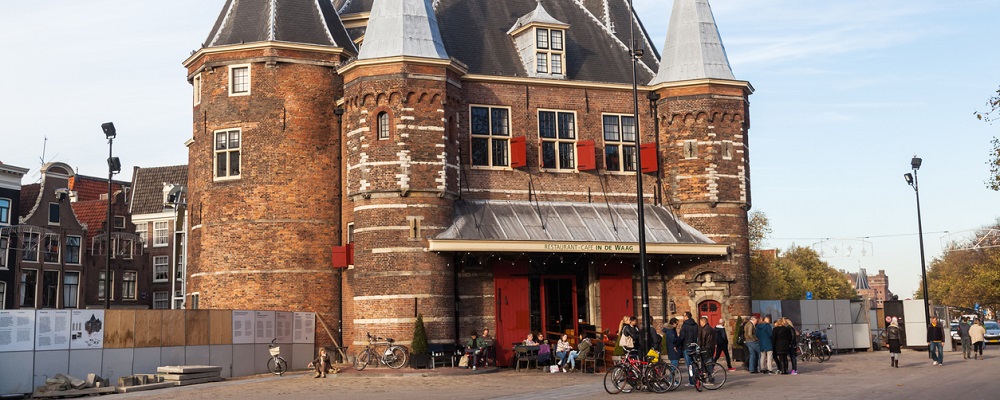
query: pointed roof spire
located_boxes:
[508,1,569,34]
[203,0,356,52]
[649,0,735,85]
[856,268,871,290]
[357,0,448,60]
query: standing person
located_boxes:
[927,316,946,366]
[713,322,735,371]
[555,334,573,372]
[679,312,700,386]
[969,319,986,360]
[744,316,761,374]
[958,317,972,359]
[621,316,641,352]
[784,318,800,374]
[772,318,794,374]
[662,317,682,369]
[886,317,904,368]
[697,316,717,374]
[757,316,775,374]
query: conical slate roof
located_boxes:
[508,2,569,34]
[357,0,448,60]
[649,0,735,84]
[204,0,356,52]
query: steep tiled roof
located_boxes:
[130,165,188,215]
[357,0,448,60]
[71,200,107,244]
[18,183,40,219]
[204,0,357,53]
[69,175,129,202]
[649,0,734,84]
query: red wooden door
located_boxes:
[494,260,530,367]
[699,300,722,327]
[599,262,634,336]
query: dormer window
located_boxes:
[535,28,565,75]
[508,3,569,79]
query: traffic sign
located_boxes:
[806,291,813,300]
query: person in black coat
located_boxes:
[679,312,700,385]
[771,319,795,374]
[713,322,734,370]
[661,318,682,368]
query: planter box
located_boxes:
[732,346,745,362]
[410,353,431,369]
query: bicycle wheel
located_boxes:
[354,350,371,371]
[645,364,669,393]
[386,346,407,369]
[604,364,627,394]
[701,362,727,390]
[663,363,681,391]
[819,346,832,362]
[267,357,287,376]
[620,365,640,393]
[814,347,826,363]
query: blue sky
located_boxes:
[2,0,999,298]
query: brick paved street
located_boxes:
[109,348,1000,400]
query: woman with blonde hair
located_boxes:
[772,318,793,374]
[783,318,799,374]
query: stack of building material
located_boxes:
[115,374,174,393]
[156,365,224,386]
[31,373,116,398]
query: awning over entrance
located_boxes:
[428,200,730,256]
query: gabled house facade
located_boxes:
[0,162,29,309]
[129,165,189,309]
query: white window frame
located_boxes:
[41,270,60,309]
[98,271,114,301]
[153,221,170,247]
[114,216,126,229]
[153,291,170,309]
[214,128,242,180]
[193,73,202,105]
[63,271,79,308]
[0,282,5,309]
[535,28,565,75]
[21,268,38,308]
[228,64,251,96]
[537,109,577,171]
[65,235,81,265]
[22,232,39,262]
[112,236,134,260]
[154,256,170,283]
[347,223,355,244]
[602,114,638,173]
[469,105,512,169]
[48,203,60,225]
[136,222,149,248]
[0,232,8,270]
[42,234,61,264]
[122,271,137,301]
[721,141,734,160]
[0,197,10,224]
[377,112,390,140]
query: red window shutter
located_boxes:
[347,242,355,266]
[332,245,348,268]
[576,140,596,171]
[510,136,527,168]
[640,143,658,173]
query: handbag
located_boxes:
[620,334,634,349]
[458,354,470,367]
[549,365,560,373]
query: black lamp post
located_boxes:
[903,156,930,327]
[102,122,120,309]
[626,0,652,353]
[647,92,662,206]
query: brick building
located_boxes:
[129,165,189,309]
[183,0,753,364]
[846,268,895,309]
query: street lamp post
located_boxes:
[903,156,930,326]
[626,0,652,353]
[101,122,120,310]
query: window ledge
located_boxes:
[213,175,242,182]
[539,169,579,174]
[470,166,514,171]
[602,171,637,176]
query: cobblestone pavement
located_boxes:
[109,347,1000,400]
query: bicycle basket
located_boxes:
[269,346,281,357]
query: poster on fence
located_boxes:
[0,310,35,352]
[293,312,315,344]
[70,310,104,349]
[232,310,255,344]
[35,310,71,351]
[275,312,294,344]
[254,311,275,343]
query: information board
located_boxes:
[254,311,276,343]
[293,312,315,344]
[275,312,294,344]
[70,310,104,349]
[35,310,71,351]
[0,310,36,352]
[232,310,255,344]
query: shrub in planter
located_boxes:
[410,314,431,368]
[732,316,745,362]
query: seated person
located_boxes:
[308,347,336,378]
[567,334,593,371]
[523,333,538,346]
[536,332,547,345]
[481,328,495,366]
[464,331,486,370]
[555,334,573,372]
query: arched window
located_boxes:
[377,112,390,140]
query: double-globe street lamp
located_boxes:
[101,122,121,310]
[903,156,930,327]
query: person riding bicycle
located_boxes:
[464,331,486,370]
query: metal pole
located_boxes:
[626,0,652,353]
[913,169,930,326]
[105,137,113,309]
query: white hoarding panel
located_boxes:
[817,300,836,323]
[254,311,276,343]
[800,301,819,325]
[70,310,104,349]
[853,323,872,349]
[293,312,316,344]
[834,324,854,349]
[834,300,851,324]
[232,310,255,344]
[275,312,294,344]
[903,300,926,323]
[905,322,925,347]
[0,310,36,352]
[35,310,72,351]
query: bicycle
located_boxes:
[353,332,408,370]
[685,343,726,392]
[603,349,677,394]
[267,338,288,375]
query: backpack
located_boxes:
[735,327,746,347]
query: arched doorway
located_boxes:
[699,300,722,327]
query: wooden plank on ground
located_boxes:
[186,310,210,346]
[158,371,220,381]
[116,382,175,393]
[134,310,163,348]
[209,310,232,345]
[156,365,223,374]
[173,377,223,386]
[32,387,117,398]
[161,310,186,346]
[105,310,136,348]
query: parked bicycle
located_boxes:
[353,332,408,370]
[798,325,833,363]
[603,349,678,394]
[267,338,288,375]
[685,343,726,392]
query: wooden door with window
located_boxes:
[699,300,722,327]
[599,261,633,337]
[495,260,530,367]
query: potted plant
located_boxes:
[732,316,745,362]
[409,314,431,369]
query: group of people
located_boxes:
[921,315,987,367]
[742,315,800,375]
[521,331,595,372]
